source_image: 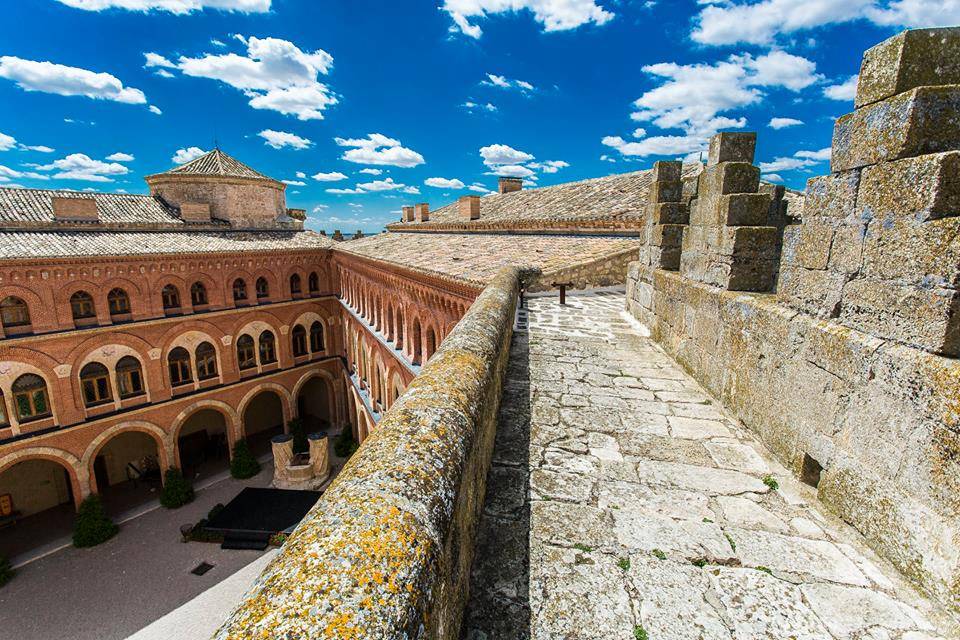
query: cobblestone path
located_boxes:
[464,290,957,640]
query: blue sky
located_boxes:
[0,1,955,233]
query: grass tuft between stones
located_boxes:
[756,566,773,574]
[762,475,779,490]
[692,558,707,568]
[651,548,667,560]
[573,543,593,553]
[633,624,648,640]
[724,532,737,552]
[618,557,630,571]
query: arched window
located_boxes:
[255,277,269,301]
[394,308,404,348]
[116,356,144,398]
[11,373,51,422]
[70,291,96,320]
[80,362,112,407]
[107,288,130,317]
[259,330,277,364]
[162,284,181,311]
[195,342,218,380]
[426,327,437,362]
[233,278,247,302]
[292,325,307,357]
[190,282,208,306]
[237,334,256,370]
[308,272,319,294]
[0,390,8,427]
[310,321,325,353]
[168,347,192,386]
[0,296,30,329]
[290,274,302,295]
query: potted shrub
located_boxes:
[230,440,261,479]
[73,494,118,548]
[333,428,359,458]
[160,467,195,509]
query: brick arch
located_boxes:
[72,343,154,410]
[185,272,220,305]
[0,358,64,430]
[250,268,281,300]
[0,283,47,332]
[237,382,292,436]
[292,369,339,424]
[64,330,154,371]
[228,309,284,338]
[0,447,85,506]
[98,276,145,317]
[81,420,171,493]
[156,318,227,351]
[171,400,240,459]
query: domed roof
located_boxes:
[154,148,278,182]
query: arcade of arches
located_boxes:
[0,257,473,557]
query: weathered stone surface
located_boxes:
[614,511,737,562]
[704,440,769,474]
[729,527,870,585]
[832,86,960,172]
[801,583,932,637]
[635,460,770,495]
[858,151,960,223]
[711,568,832,638]
[708,132,757,166]
[697,162,761,197]
[716,496,790,533]
[857,27,960,107]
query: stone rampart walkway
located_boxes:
[464,289,957,639]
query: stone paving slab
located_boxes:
[464,289,959,640]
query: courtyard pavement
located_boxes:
[465,289,959,639]
[0,463,275,640]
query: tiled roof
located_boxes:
[392,165,704,230]
[0,229,331,259]
[158,149,277,182]
[337,232,641,285]
[0,187,210,227]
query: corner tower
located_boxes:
[145,148,296,229]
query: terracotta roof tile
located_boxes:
[159,149,276,181]
[0,187,206,227]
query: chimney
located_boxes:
[286,207,306,221]
[402,205,415,222]
[414,202,430,222]
[332,229,343,241]
[458,195,480,220]
[180,202,211,223]
[498,177,523,194]
[52,196,98,222]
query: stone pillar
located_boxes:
[679,132,780,292]
[778,26,960,356]
[309,432,330,483]
[271,434,294,487]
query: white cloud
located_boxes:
[312,204,329,212]
[528,160,568,174]
[313,171,348,181]
[211,38,227,47]
[480,143,534,166]
[758,147,831,173]
[468,182,493,193]
[356,177,405,192]
[425,177,466,189]
[462,100,498,112]
[335,133,425,168]
[172,36,336,120]
[0,56,146,104]
[282,179,305,186]
[19,144,55,153]
[403,186,420,195]
[443,0,614,38]
[795,147,831,161]
[769,117,803,129]
[154,69,175,79]
[0,164,50,182]
[295,171,306,178]
[36,153,129,182]
[326,187,364,194]
[106,152,134,161]
[486,164,535,178]
[0,132,16,152]
[482,73,535,92]
[632,127,647,138]
[149,105,162,115]
[823,75,858,101]
[358,168,382,175]
[258,129,313,150]
[143,52,176,69]
[762,173,784,183]
[172,146,206,164]
[691,0,960,47]
[56,0,271,13]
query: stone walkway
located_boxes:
[464,289,958,640]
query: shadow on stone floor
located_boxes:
[462,329,532,640]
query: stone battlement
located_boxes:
[628,27,960,611]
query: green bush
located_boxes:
[73,494,118,548]
[230,440,261,479]
[0,555,13,587]
[333,428,359,458]
[288,418,308,454]
[160,467,195,509]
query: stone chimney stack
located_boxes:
[779,26,960,356]
[498,177,523,194]
[332,229,343,241]
[459,195,481,220]
[52,196,99,222]
[414,203,430,222]
[402,205,415,222]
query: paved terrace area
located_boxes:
[465,289,958,639]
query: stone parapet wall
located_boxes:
[529,246,638,292]
[627,265,960,610]
[214,267,521,639]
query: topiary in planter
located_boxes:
[160,467,195,509]
[333,428,359,458]
[0,555,13,587]
[288,418,308,454]
[230,440,261,479]
[73,494,119,548]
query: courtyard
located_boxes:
[464,289,959,639]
